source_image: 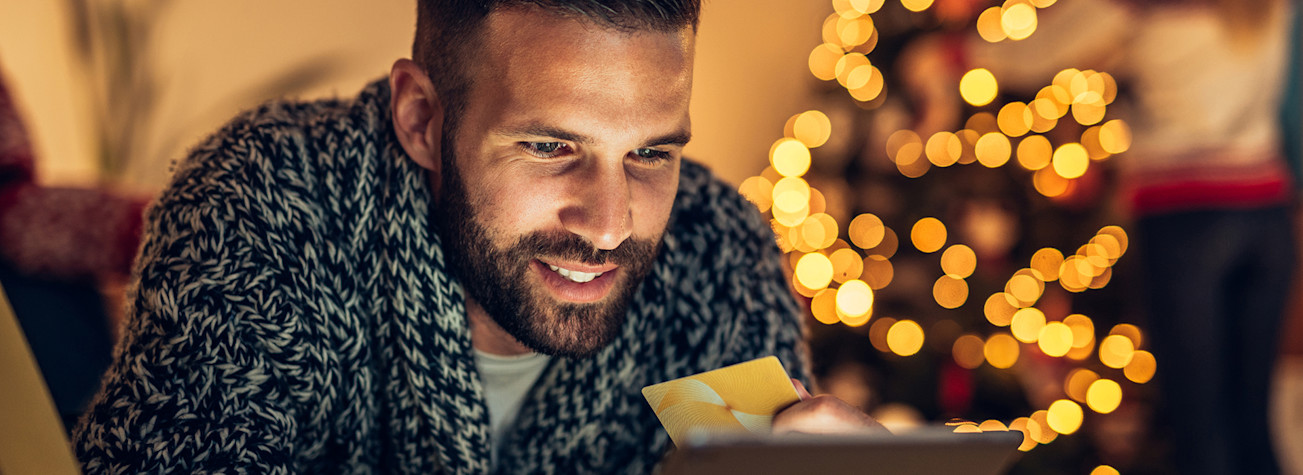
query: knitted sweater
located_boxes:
[71,79,809,474]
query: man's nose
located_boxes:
[560,160,633,251]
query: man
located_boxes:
[73,1,877,473]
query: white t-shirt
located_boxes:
[474,349,551,464]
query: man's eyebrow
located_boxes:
[645,131,692,148]
[498,124,594,144]
[497,123,691,148]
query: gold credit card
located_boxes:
[642,356,801,446]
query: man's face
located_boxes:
[436,7,694,357]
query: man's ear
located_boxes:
[389,59,444,174]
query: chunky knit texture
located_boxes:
[72,79,809,474]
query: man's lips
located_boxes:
[533,259,619,303]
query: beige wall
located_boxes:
[0,1,826,188]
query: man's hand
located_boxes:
[771,379,887,435]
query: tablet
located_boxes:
[660,427,1024,475]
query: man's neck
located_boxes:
[467,299,535,356]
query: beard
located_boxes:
[434,139,663,358]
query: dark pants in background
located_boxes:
[1138,206,1294,475]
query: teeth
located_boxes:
[545,263,603,283]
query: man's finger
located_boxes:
[791,378,812,400]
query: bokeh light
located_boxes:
[1046,399,1083,435]
[900,0,935,12]
[1091,466,1120,475]
[926,132,962,167]
[984,333,1020,369]
[1037,321,1073,357]
[795,252,834,290]
[933,275,969,309]
[887,320,925,356]
[953,334,986,369]
[960,68,999,106]
[792,110,833,148]
[1065,368,1099,403]
[836,279,875,320]
[830,248,865,283]
[1016,135,1052,170]
[1051,143,1089,179]
[1099,334,1135,369]
[998,102,1033,137]
[1011,307,1047,343]
[1124,350,1157,384]
[771,138,812,177]
[975,132,1012,168]
[911,217,947,253]
[862,254,895,289]
[976,7,1007,43]
[848,213,886,250]
[941,244,977,278]
[1001,3,1038,40]
[738,176,774,213]
[984,292,1018,326]
[811,288,840,325]
[1086,378,1122,414]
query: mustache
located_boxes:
[514,231,659,267]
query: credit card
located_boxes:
[642,356,802,446]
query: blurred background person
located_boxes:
[905,0,1298,473]
[0,63,148,432]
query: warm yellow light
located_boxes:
[867,227,900,258]
[793,110,833,149]
[1033,168,1071,198]
[1086,378,1122,414]
[850,0,886,14]
[795,252,834,290]
[966,112,999,134]
[737,176,774,213]
[848,66,885,102]
[801,213,839,250]
[808,43,844,81]
[975,133,1012,168]
[953,334,986,369]
[830,248,865,283]
[998,102,1033,137]
[1001,3,1038,40]
[926,132,962,167]
[1006,274,1043,307]
[887,129,924,165]
[849,213,886,250]
[976,6,1007,43]
[844,64,874,90]
[1099,334,1135,368]
[1097,225,1130,256]
[911,217,947,253]
[984,292,1018,326]
[832,0,858,18]
[1016,135,1052,170]
[941,244,977,278]
[868,317,896,351]
[979,420,1008,432]
[960,68,999,107]
[821,14,842,46]
[1030,248,1064,282]
[1065,368,1099,403]
[900,0,935,12]
[1091,234,1123,261]
[1011,308,1047,343]
[771,176,810,210]
[835,54,872,88]
[1072,101,1106,126]
[1047,399,1083,435]
[1109,323,1144,348]
[771,138,812,177]
[836,279,875,318]
[1029,410,1058,443]
[984,333,1020,369]
[811,289,840,325]
[1009,417,1036,451]
[1052,143,1089,179]
[1099,119,1132,154]
[1124,350,1157,384]
[1038,322,1074,357]
[836,15,875,47]
[933,275,969,309]
[1063,314,1095,348]
[887,320,925,356]
[952,423,981,434]
[1091,466,1120,475]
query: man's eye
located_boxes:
[522,142,568,158]
[633,148,671,163]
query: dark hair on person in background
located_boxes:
[413,0,700,135]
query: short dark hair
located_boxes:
[412,0,700,127]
